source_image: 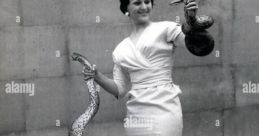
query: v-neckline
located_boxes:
[128,23,153,47]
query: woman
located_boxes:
[83,0,212,135]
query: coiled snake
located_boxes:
[70,52,100,136]
[170,0,215,56]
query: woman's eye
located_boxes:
[144,0,150,4]
[133,2,141,5]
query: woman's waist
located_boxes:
[129,67,172,89]
[126,90,182,115]
[131,79,172,90]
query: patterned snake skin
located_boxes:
[70,52,100,136]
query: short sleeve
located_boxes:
[166,21,185,47]
[113,55,131,99]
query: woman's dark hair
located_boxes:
[119,0,154,14]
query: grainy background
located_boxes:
[0,0,259,135]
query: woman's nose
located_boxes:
[140,2,147,10]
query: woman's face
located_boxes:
[127,0,153,24]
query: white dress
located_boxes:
[113,21,184,136]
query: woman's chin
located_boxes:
[136,17,150,24]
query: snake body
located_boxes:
[170,0,215,56]
[170,0,214,31]
[70,52,100,136]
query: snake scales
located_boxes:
[70,52,100,136]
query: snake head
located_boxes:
[71,52,94,70]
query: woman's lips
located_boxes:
[138,12,149,16]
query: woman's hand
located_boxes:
[82,64,97,81]
[71,52,97,81]
[184,0,198,26]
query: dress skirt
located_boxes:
[123,83,183,136]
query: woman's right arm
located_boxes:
[92,63,130,99]
[81,52,130,99]
[93,70,120,99]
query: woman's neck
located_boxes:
[130,21,151,35]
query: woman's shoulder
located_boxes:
[113,38,129,53]
[112,38,131,62]
[152,21,180,28]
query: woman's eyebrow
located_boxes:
[170,0,184,5]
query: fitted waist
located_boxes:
[126,83,182,115]
[129,67,172,90]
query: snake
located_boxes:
[70,52,100,136]
[170,0,215,56]
[170,0,214,30]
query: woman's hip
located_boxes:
[124,112,183,136]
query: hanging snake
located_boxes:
[170,0,215,56]
[70,52,100,136]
